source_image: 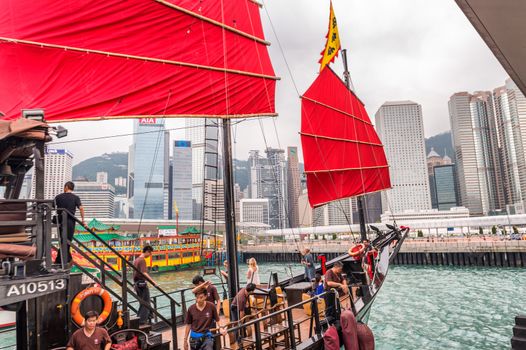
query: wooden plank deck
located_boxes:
[162,307,317,350]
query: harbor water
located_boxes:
[1,264,524,349]
[152,263,525,349]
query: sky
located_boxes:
[49,0,508,165]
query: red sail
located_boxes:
[301,67,390,208]
[0,0,276,122]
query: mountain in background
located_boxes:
[73,153,304,195]
[425,131,454,161]
[73,152,128,195]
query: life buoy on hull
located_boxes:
[348,243,366,258]
[71,286,112,326]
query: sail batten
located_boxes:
[301,67,391,208]
[0,0,276,122]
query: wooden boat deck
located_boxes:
[162,305,320,349]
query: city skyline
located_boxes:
[48,0,507,165]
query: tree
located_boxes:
[478,227,483,235]
[314,234,318,240]
[513,226,519,234]
[417,230,423,238]
[491,226,497,235]
[332,233,337,240]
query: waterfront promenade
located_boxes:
[240,238,526,267]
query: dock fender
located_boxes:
[356,322,375,350]
[71,286,112,326]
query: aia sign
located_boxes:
[139,117,157,124]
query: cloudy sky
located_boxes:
[50,0,508,164]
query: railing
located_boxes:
[0,199,54,269]
[56,209,180,348]
[220,290,336,350]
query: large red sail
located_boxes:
[0,0,276,122]
[301,67,390,208]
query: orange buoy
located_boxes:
[71,286,112,326]
[348,243,366,258]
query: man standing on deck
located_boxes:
[134,245,157,325]
[184,288,220,350]
[192,275,221,314]
[54,181,85,265]
[301,248,316,281]
[66,310,111,350]
[324,261,349,309]
[230,283,256,344]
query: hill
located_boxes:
[425,131,454,161]
[72,153,128,195]
[73,152,303,194]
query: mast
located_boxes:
[341,49,367,242]
[222,119,239,299]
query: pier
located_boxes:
[240,239,526,267]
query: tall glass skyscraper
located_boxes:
[172,140,193,220]
[493,79,526,213]
[128,118,168,219]
[185,118,219,220]
[449,92,503,215]
[433,164,459,211]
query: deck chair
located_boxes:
[222,299,230,320]
[111,329,153,349]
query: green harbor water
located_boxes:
[1,264,524,349]
[149,263,526,349]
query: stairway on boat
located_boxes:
[0,199,177,349]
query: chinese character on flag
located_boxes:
[319,1,341,72]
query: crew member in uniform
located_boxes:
[66,311,111,350]
[184,288,220,350]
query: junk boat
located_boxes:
[0,0,407,348]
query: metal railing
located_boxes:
[56,209,180,348]
[220,290,335,350]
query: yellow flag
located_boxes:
[319,1,341,72]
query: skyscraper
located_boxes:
[128,118,168,219]
[312,198,354,226]
[427,149,452,209]
[287,146,301,228]
[75,181,115,218]
[449,92,503,215]
[203,179,225,222]
[433,164,459,211]
[248,148,288,229]
[240,198,269,225]
[96,172,108,184]
[172,140,193,221]
[493,79,526,213]
[375,101,431,213]
[31,148,73,199]
[185,118,219,220]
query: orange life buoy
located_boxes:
[348,243,366,258]
[71,286,112,326]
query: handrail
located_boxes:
[55,209,180,348]
[226,290,333,334]
[59,208,180,306]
